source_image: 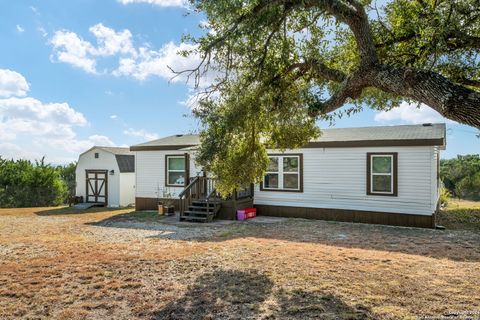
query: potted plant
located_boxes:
[155,184,166,215]
[162,188,176,216]
[158,200,165,215]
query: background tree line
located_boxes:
[0,157,76,208]
[440,155,480,201]
[1,154,479,208]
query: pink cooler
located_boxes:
[237,210,246,221]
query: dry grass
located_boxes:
[437,199,480,231]
[1,206,479,319]
[447,199,480,210]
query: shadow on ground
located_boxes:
[88,210,235,227]
[152,269,372,320]
[88,210,480,262]
[34,206,128,216]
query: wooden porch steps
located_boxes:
[180,199,220,223]
[180,215,207,222]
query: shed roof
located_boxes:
[79,146,135,173]
[115,155,135,173]
[130,123,446,151]
[97,147,134,155]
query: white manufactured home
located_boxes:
[75,147,135,207]
[130,123,446,228]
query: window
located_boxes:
[166,155,186,186]
[261,154,302,192]
[94,152,99,159]
[367,153,397,196]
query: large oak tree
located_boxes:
[181,0,480,194]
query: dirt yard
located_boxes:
[0,207,479,320]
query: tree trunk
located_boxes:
[369,65,480,128]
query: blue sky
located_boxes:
[0,0,478,163]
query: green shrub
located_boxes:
[439,186,451,206]
[437,208,480,231]
[440,155,480,199]
[455,172,480,200]
[0,157,73,208]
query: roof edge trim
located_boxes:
[130,138,444,151]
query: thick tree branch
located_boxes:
[308,70,368,115]
[306,63,480,128]
[286,60,347,83]
[192,0,480,129]
[376,29,480,51]
[369,65,480,128]
[305,0,378,65]
[456,77,480,88]
[445,30,480,49]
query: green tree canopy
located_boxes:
[181,0,480,195]
[441,155,480,200]
[0,158,73,208]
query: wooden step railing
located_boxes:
[178,176,217,218]
[205,185,221,219]
[179,176,254,221]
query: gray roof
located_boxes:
[97,147,135,172]
[130,124,446,150]
[97,147,134,155]
[130,134,200,151]
[311,123,446,142]
[115,155,135,173]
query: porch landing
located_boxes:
[73,202,105,210]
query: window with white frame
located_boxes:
[166,155,186,186]
[368,153,397,196]
[262,155,302,191]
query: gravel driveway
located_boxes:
[1,207,479,319]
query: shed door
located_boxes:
[86,170,108,205]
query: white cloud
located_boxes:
[89,23,136,57]
[50,30,97,73]
[38,27,48,38]
[30,6,39,15]
[16,25,25,33]
[374,102,453,124]
[88,134,116,146]
[45,135,116,155]
[113,42,202,82]
[0,69,30,98]
[50,24,137,74]
[49,24,209,85]
[0,143,42,161]
[124,127,159,141]
[117,0,186,7]
[0,97,87,127]
[0,97,89,150]
[110,114,118,119]
[0,69,117,163]
[179,89,216,110]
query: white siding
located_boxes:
[135,150,202,198]
[431,147,441,211]
[135,146,438,216]
[119,172,135,206]
[75,148,121,207]
[254,146,436,216]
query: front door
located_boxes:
[85,170,108,205]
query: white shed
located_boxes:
[75,147,135,207]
